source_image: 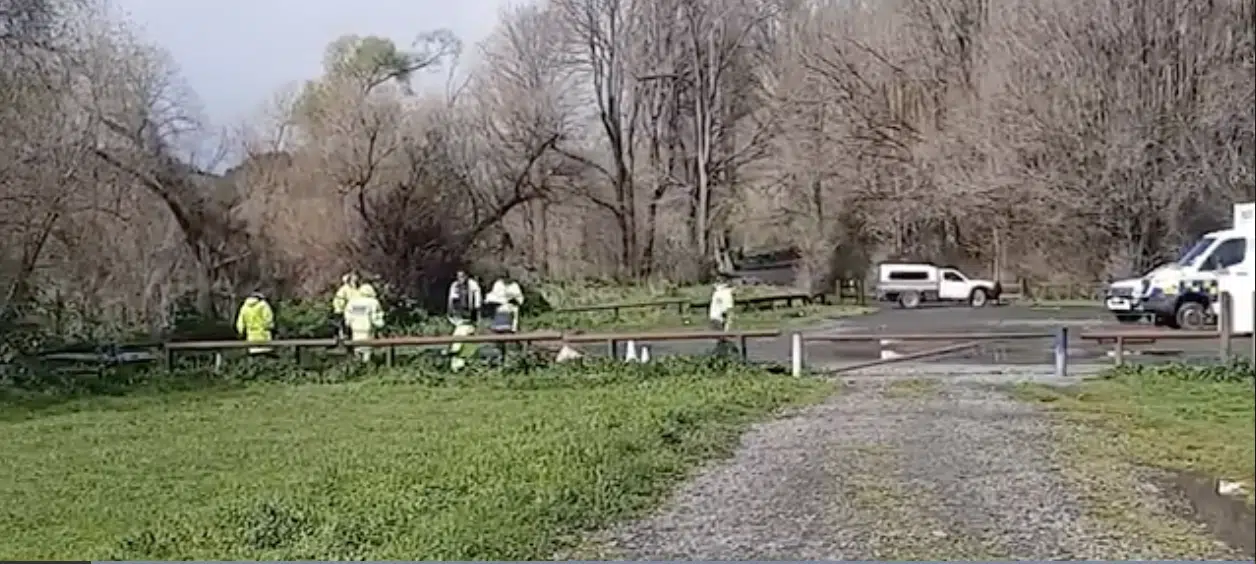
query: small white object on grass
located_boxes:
[556,345,582,363]
[624,340,638,362]
[879,339,902,360]
[1217,479,1247,497]
[639,346,650,363]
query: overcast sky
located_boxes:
[114,0,515,130]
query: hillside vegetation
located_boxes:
[2,0,1252,346]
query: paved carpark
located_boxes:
[592,303,1252,370]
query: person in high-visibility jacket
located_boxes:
[447,320,479,371]
[331,272,361,341]
[235,291,275,355]
[343,283,385,362]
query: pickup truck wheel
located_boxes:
[969,288,989,308]
[898,291,922,309]
[1175,301,1208,330]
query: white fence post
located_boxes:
[1053,326,1069,378]
[790,333,804,377]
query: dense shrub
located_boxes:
[1104,358,1255,383]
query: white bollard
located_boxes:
[790,333,803,377]
[624,340,638,362]
[640,346,650,363]
[879,339,902,360]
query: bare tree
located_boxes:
[553,0,644,278]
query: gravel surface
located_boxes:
[586,371,1244,560]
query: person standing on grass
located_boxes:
[484,275,525,334]
[343,283,385,362]
[447,319,479,371]
[447,270,483,325]
[235,291,276,356]
[331,272,361,342]
[708,280,736,332]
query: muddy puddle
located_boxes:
[1157,469,1255,557]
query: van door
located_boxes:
[1214,236,1254,335]
[938,270,970,300]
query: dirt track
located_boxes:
[583,374,1247,560]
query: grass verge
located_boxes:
[0,358,829,560]
[1014,361,1254,497]
[1013,360,1254,556]
[882,378,943,399]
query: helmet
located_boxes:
[357,283,377,298]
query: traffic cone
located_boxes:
[624,340,638,362]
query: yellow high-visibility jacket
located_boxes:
[332,284,361,315]
[343,295,385,334]
[235,297,275,343]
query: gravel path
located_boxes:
[587,371,1243,560]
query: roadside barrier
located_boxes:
[157,295,1249,376]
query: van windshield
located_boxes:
[1175,237,1215,267]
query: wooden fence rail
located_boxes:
[162,328,782,369]
[793,293,1243,374]
[147,294,1251,375]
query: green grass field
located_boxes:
[1016,362,1255,510]
[0,360,829,560]
[1014,362,1254,554]
[1019,359,1256,530]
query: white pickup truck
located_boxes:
[874,262,1003,309]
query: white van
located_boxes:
[1135,202,1254,329]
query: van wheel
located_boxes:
[898,291,921,309]
[969,288,989,308]
[1175,301,1208,330]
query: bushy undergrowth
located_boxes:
[6,281,823,360]
[0,356,828,560]
[1100,357,1254,383]
[0,340,757,416]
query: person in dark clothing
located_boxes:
[447,270,483,324]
